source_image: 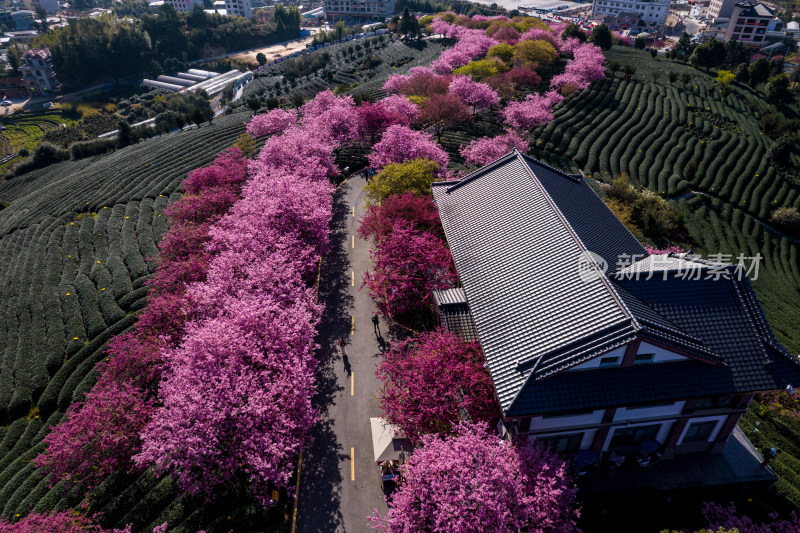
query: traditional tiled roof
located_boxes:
[432,151,800,416]
[433,288,479,342]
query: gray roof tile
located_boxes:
[433,152,800,416]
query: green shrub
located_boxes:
[365,159,438,205]
[70,138,115,160]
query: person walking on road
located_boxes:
[372,314,380,336]
[338,337,347,357]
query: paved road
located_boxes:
[295,175,392,533]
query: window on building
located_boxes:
[599,356,621,368]
[683,420,718,442]
[537,432,584,453]
[743,26,753,32]
[754,35,763,41]
[609,424,661,447]
[695,396,733,409]
[634,353,655,364]
[734,26,742,32]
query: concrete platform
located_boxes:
[578,426,777,495]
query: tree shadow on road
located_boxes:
[295,419,348,533]
[296,184,354,533]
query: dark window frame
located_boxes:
[683,420,718,442]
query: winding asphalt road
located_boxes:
[294,175,393,533]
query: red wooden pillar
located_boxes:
[592,426,610,453]
[620,340,642,367]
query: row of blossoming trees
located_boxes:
[20,92,375,529]
[356,12,609,532]
[11,11,609,530]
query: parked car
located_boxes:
[1,100,12,107]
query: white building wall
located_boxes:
[636,342,687,363]
[708,0,738,18]
[592,0,670,25]
[529,410,605,432]
[613,401,685,422]
[528,429,598,450]
[164,0,203,12]
[569,346,626,370]
[224,0,252,18]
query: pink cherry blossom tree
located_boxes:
[36,148,250,492]
[357,96,418,144]
[368,422,580,532]
[431,28,498,74]
[376,330,499,443]
[486,66,542,98]
[642,244,685,255]
[460,130,529,166]
[502,91,564,131]
[448,75,500,114]
[519,28,561,49]
[358,192,443,243]
[246,108,298,138]
[491,25,521,44]
[135,89,354,506]
[0,511,132,533]
[362,220,457,318]
[551,41,606,91]
[368,125,449,174]
[383,67,451,98]
[300,89,360,144]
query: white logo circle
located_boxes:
[577,251,608,283]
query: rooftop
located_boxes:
[734,1,773,17]
[432,151,800,416]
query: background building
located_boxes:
[707,0,739,20]
[324,0,394,22]
[592,0,669,26]
[22,0,59,13]
[20,48,58,96]
[224,0,251,18]
[718,1,776,45]
[162,0,203,13]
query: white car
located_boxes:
[0,100,12,107]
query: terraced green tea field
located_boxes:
[0,113,299,530]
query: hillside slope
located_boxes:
[0,113,295,531]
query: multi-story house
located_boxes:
[707,0,738,19]
[20,48,58,96]
[23,0,59,13]
[718,1,776,46]
[224,0,251,18]
[592,0,669,26]
[162,0,203,13]
[324,0,394,22]
[431,150,800,461]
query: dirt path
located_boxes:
[230,35,315,65]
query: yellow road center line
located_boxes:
[352,235,355,248]
[351,315,355,334]
[351,270,355,286]
[352,205,355,217]
[351,447,355,481]
[351,372,354,396]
